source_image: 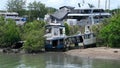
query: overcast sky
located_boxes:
[0,0,120,10]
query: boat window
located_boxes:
[71,37,75,43]
[93,9,104,13]
[104,15,109,18]
[74,37,77,42]
[59,39,64,45]
[7,15,18,17]
[76,36,83,42]
[52,40,58,47]
[93,33,96,37]
[60,28,63,35]
[94,16,104,19]
[70,9,92,14]
[79,36,83,42]
[54,28,58,35]
[71,10,80,13]
[46,40,50,44]
[94,16,99,19]
[15,19,20,21]
[46,28,51,33]
[76,36,80,42]
[68,16,89,21]
[68,38,72,43]
[84,34,90,39]
[84,10,91,14]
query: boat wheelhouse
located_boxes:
[44,20,66,51]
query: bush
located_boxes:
[0,17,21,47]
[22,20,45,52]
[99,14,120,48]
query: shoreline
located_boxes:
[0,48,45,54]
[65,47,120,60]
[1,47,120,60]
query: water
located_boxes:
[0,52,120,68]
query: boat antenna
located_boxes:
[78,3,81,7]
[88,3,94,8]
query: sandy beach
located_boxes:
[65,47,120,60]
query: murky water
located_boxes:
[0,52,120,68]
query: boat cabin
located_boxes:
[66,35,84,48]
[44,25,66,39]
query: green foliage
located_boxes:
[69,25,80,35]
[64,23,70,35]
[110,8,120,15]
[99,14,120,48]
[64,23,81,35]
[46,7,57,14]
[23,30,45,52]
[91,18,110,46]
[0,17,21,47]
[27,1,47,21]
[22,20,46,52]
[27,1,56,21]
[6,0,56,21]
[0,16,46,51]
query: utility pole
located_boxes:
[98,0,100,8]
[105,0,107,10]
[108,0,110,10]
[83,0,85,3]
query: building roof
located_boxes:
[51,9,68,20]
[59,6,75,9]
[0,12,18,15]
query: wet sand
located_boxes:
[65,47,120,60]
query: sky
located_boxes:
[0,0,120,10]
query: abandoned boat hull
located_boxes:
[45,38,66,51]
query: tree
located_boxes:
[46,7,57,14]
[69,25,80,35]
[27,1,56,21]
[99,14,120,48]
[22,20,46,52]
[0,17,21,47]
[23,29,45,52]
[64,23,70,35]
[7,0,26,16]
[64,23,81,35]
[27,1,47,21]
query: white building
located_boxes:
[0,12,26,25]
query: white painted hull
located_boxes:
[83,37,96,45]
